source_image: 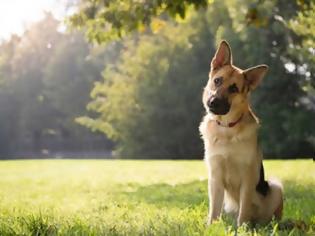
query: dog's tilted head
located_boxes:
[203,40,268,118]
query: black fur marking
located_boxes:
[228,83,239,93]
[256,162,270,196]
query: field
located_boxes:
[0,160,314,235]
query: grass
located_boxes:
[0,159,314,235]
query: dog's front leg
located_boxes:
[238,184,252,226]
[208,174,224,225]
[238,169,255,226]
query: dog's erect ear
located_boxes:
[211,40,232,70]
[243,65,268,90]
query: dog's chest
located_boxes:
[206,133,258,166]
[203,121,260,188]
[202,118,259,163]
[206,138,258,196]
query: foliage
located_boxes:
[0,159,314,235]
[77,0,315,158]
[0,13,111,157]
[77,15,212,158]
[218,0,315,157]
[289,2,315,105]
[0,1,314,159]
[289,2,315,72]
[69,0,209,43]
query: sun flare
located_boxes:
[0,0,63,40]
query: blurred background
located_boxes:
[0,0,314,160]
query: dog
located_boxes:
[199,40,283,226]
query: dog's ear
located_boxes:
[243,65,268,90]
[211,40,232,70]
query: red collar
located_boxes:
[216,114,244,128]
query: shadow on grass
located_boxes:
[120,179,314,232]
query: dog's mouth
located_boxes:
[208,97,231,115]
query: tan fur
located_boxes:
[200,41,283,226]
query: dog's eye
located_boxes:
[213,77,223,87]
[228,83,239,93]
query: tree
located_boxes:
[69,0,208,43]
[76,0,315,158]
[77,15,214,158]
[0,13,113,157]
[0,13,62,154]
[289,2,315,95]
[219,0,315,157]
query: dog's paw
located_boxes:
[206,216,213,226]
[207,216,222,226]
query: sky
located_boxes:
[0,0,67,40]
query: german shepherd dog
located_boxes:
[199,41,283,226]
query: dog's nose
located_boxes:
[207,96,230,115]
[208,97,220,108]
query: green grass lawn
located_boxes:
[0,159,314,235]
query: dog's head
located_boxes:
[203,40,268,117]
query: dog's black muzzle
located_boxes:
[207,96,230,115]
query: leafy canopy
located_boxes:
[73,0,315,158]
[69,0,209,43]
